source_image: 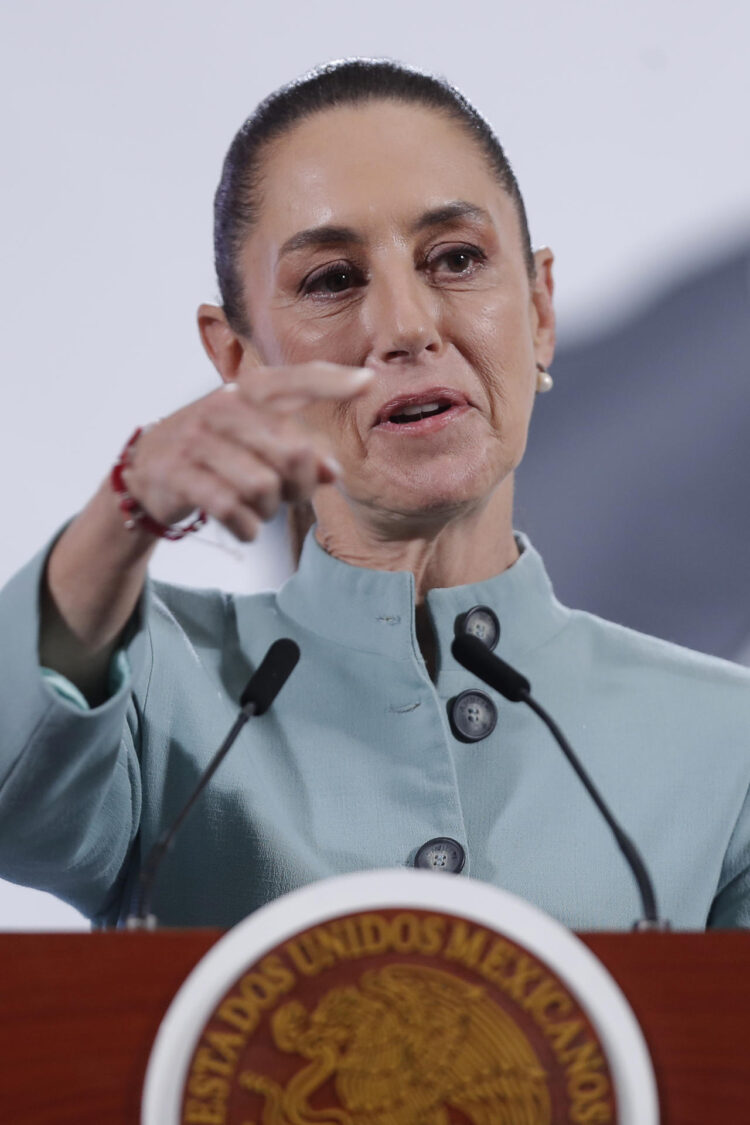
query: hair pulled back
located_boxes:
[214,58,535,337]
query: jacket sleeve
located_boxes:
[708,781,750,928]
[0,533,151,920]
[41,649,131,711]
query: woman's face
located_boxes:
[238,100,555,526]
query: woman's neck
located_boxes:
[313,478,519,604]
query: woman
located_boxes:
[1,60,749,930]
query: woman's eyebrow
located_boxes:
[411,200,491,232]
[279,225,364,258]
[278,201,491,260]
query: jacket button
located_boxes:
[458,604,500,650]
[414,837,466,873]
[449,689,498,742]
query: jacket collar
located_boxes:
[275,529,569,668]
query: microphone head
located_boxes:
[451,634,530,702]
[240,638,300,715]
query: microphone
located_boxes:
[451,633,668,930]
[240,638,301,715]
[127,638,300,927]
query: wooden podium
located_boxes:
[2,930,749,1124]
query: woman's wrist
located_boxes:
[41,478,156,664]
[110,426,207,541]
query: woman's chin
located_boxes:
[350,457,510,525]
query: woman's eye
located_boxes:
[431,246,485,275]
[303,264,361,297]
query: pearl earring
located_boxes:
[536,363,554,393]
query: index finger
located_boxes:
[236,361,375,411]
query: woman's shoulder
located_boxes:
[148,579,278,643]
[559,602,750,697]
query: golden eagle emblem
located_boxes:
[239,963,551,1124]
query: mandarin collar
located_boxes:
[274,529,569,665]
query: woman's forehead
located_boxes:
[252,101,510,245]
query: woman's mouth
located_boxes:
[374,389,470,434]
[389,401,451,423]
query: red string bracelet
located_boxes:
[110,426,207,541]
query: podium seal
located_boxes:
[143,871,658,1124]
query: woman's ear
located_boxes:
[530,248,556,369]
[197,303,263,385]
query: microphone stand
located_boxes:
[452,634,670,931]
[125,638,300,929]
[127,703,258,928]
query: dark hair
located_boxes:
[214,58,535,337]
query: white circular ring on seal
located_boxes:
[142,869,658,1124]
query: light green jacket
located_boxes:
[1,530,750,930]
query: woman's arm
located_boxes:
[38,361,374,705]
[39,479,157,705]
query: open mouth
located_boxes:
[388,401,453,424]
[374,389,469,432]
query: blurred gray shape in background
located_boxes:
[516,238,750,662]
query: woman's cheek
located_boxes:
[272,316,330,364]
[276,304,366,366]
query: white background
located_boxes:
[1,0,748,928]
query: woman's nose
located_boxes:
[363,270,442,364]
